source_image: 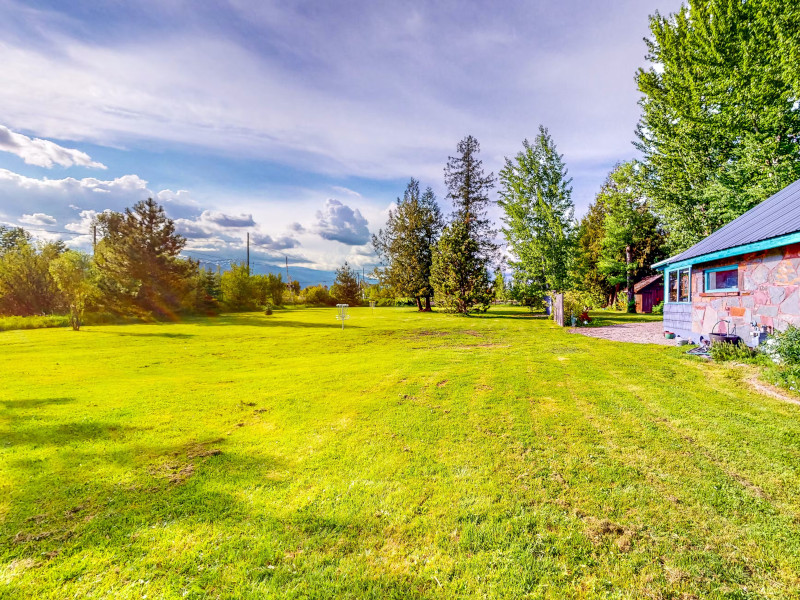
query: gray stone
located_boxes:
[780,289,800,316]
[741,296,755,309]
[752,264,771,285]
[769,286,787,305]
[755,305,779,317]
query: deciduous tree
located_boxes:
[331,262,361,305]
[636,0,800,251]
[499,127,575,298]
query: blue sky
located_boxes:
[0,0,682,284]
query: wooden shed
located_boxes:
[634,273,664,314]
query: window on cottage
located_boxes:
[667,268,691,303]
[668,270,678,302]
[705,266,738,292]
[678,268,690,302]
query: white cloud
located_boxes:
[251,233,299,250]
[0,124,106,169]
[19,212,56,226]
[315,199,370,245]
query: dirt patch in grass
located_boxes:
[746,375,800,406]
[584,517,636,552]
[570,322,673,345]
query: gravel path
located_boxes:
[569,321,673,345]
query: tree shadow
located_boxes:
[1,397,75,410]
[102,332,196,339]
[196,315,362,329]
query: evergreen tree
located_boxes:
[572,200,612,306]
[372,179,443,311]
[636,0,800,251]
[596,162,666,310]
[498,127,575,299]
[492,270,507,303]
[430,220,492,314]
[94,198,194,318]
[431,135,496,314]
[331,262,361,305]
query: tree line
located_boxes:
[373,0,800,314]
[0,200,365,329]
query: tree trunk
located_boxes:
[423,296,432,312]
[415,296,423,311]
[626,244,634,312]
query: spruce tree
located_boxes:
[331,262,361,305]
[95,198,193,318]
[372,179,443,311]
[431,135,496,314]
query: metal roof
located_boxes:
[634,273,662,293]
[654,178,800,269]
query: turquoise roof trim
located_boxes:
[654,231,800,271]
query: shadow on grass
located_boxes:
[587,311,663,326]
[1,397,75,410]
[197,315,362,329]
[101,331,196,339]
[4,419,145,448]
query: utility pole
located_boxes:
[285,256,290,284]
[92,225,97,254]
[246,232,250,275]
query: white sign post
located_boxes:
[336,304,350,329]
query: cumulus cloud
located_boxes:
[251,233,299,250]
[288,222,306,233]
[315,199,370,245]
[174,210,257,239]
[0,124,106,169]
[19,212,56,226]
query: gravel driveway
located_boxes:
[569,321,673,345]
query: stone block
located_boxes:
[780,288,800,316]
[752,264,771,286]
[741,295,755,309]
[769,286,787,305]
[760,315,774,327]
[730,306,746,317]
[755,305,779,317]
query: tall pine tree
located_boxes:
[431,135,496,314]
[372,179,443,311]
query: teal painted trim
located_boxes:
[652,231,800,270]
[704,264,739,293]
[665,266,692,304]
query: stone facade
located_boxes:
[677,242,800,345]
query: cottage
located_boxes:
[633,273,664,314]
[653,179,800,346]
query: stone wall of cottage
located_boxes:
[690,242,800,344]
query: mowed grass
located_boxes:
[1,307,800,599]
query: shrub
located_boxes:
[0,314,69,332]
[627,299,637,313]
[652,300,664,315]
[709,341,758,362]
[264,304,273,316]
[303,285,336,306]
[763,325,800,366]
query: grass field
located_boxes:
[2,307,800,599]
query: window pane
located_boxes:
[707,267,737,291]
[679,269,690,302]
[668,271,678,302]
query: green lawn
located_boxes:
[2,307,800,599]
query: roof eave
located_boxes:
[651,231,800,271]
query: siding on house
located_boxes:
[663,302,692,339]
